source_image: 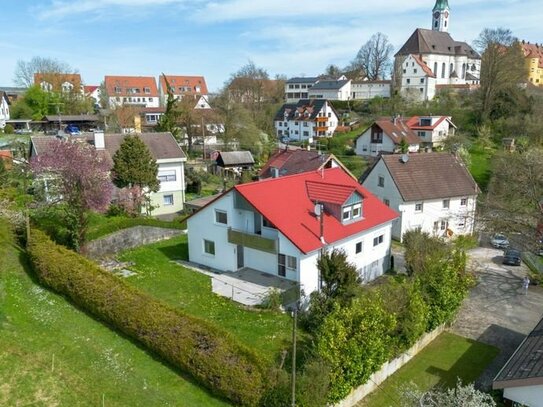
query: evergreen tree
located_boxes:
[112,135,159,196]
[156,74,181,140]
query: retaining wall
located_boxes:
[335,324,446,407]
[84,226,184,258]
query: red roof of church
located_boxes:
[232,168,398,254]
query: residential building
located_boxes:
[274,99,339,141]
[351,80,391,100]
[307,77,351,101]
[284,77,319,103]
[405,115,456,148]
[0,87,26,103]
[187,167,398,296]
[0,92,10,129]
[84,85,101,106]
[215,151,254,176]
[158,75,209,106]
[521,41,543,86]
[30,132,186,216]
[394,0,481,101]
[355,117,421,157]
[34,73,83,94]
[259,149,347,179]
[493,315,543,407]
[104,76,159,108]
[361,153,479,241]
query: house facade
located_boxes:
[34,73,83,94]
[158,75,209,106]
[361,153,478,241]
[259,149,347,179]
[521,41,543,86]
[351,81,391,100]
[104,76,160,108]
[275,99,339,141]
[405,115,456,147]
[307,78,351,101]
[355,118,421,157]
[284,77,319,103]
[0,92,10,129]
[30,132,186,216]
[394,0,481,101]
[187,168,398,296]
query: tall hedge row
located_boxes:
[27,229,267,406]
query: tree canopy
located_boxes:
[112,135,159,192]
[348,32,394,80]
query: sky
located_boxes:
[0,0,540,92]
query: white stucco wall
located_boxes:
[504,385,543,407]
[308,82,351,101]
[108,96,160,109]
[362,159,477,241]
[351,82,391,100]
[0,96,9,128]
[355,128,418,156]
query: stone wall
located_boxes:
[335,324,446,407]
[84,226,184,259]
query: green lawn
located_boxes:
[0,219,229,406]
[119,235,293,364]
[360,332,499,407]
[468,143,495,191]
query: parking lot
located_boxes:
[451,245,543,389]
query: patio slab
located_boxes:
[175,261,298,306]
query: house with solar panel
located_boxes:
[186,167,398,297]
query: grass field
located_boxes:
[119,235,293,364]
[0,219,229,406]
[468,142,495,191]
[360,332,499,407]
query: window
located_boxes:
[148,97,153,102]
[355,241,363,254]
[434,62,438,77]
[303,131,309,137]
[343,207,351,221]
[278,254,296,277]
[440,220,448,231]
[278,122,282,127]
[442,199,450,209]
[215,209,227,224]
[442,63,446,78]
[403,69,406,74]
[458,218,466,228]
[383,198,390,207]
[418,131,425,138]
[303,122,308,127]
[420,78,425,84]
[294,121,298,125]
[373,235,384,246]
[352,204,361,219]
[378,176,384,187]
[433,221,439,232]
[144,87,150,94]
[158,170,176,182]
[414,69,418,74]
[204,239,215,255]
[263,217,276,228]
[163,194,174,206]
[114,86,121,94]
[406,79,411,84]
[460,198,467,206]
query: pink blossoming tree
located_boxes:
[31,139,113,250]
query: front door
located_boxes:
[237,245,244,269]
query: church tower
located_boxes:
[432,0,450,32]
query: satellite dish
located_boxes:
[400,154,409,163]
[314,203,322,216]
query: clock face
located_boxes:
[444,11,449,18]
[434,11,440,19]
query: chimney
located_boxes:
[94,130,105,150]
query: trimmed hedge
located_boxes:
[27,229,267,406]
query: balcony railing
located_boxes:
[316,126,328,132]
[316,117,327,122]
[227,227,277,254]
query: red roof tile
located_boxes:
[234,168,398,254]
[373,118,421,145]
[104,76,158,97]
[159,75,208,95]
[411,54,436,78]
[405,116,451,130]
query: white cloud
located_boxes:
[37,0,189,19]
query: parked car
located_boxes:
[280,136,291,144]
[490,233,510,249]
[64,124,81,136]
[502,249,522,266]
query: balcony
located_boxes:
[227,227,277,254]
[316,117,327,123]
[315,126,328,132]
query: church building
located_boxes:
[395,0,481,101]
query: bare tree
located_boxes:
[474,28,527,122]
[13,56,74,88]
[348,33,394,80]
[323,64,343,78]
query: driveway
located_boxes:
[451,246,543,389]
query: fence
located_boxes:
[335,324,446,407]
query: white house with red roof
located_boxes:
[355,117,421,157]
[158,75,209,108]
[405,116,456,147]
[104,76,160,108]
[187,168,398,297]
[399,54,438,101]
[84,85,101,107]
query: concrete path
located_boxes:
[451,246,543,389]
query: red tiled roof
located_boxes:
[159,75,208,95]
[84,85,99,94]
[260,149,331,178]
[234,168,398,254]
[405,116,452,130]
[411,54,436,78]
[521,43,543,68]
[34,73,82,90]
[104,76,158,97]
[373,118,421,145]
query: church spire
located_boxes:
[432,0,450,32]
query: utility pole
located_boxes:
[291,305,297,407]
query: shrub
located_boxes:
[27,229,267,406]
[4,124,14,134]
